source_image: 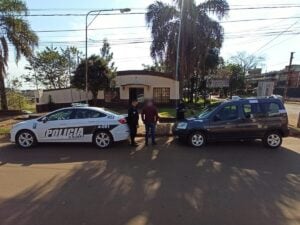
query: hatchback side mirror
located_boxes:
[214,115,221,121]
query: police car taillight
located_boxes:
[118,118,127,124]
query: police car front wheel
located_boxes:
[93,131,112,149]
[16,130,37,149]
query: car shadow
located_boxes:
[0,137,299,225]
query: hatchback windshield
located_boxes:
[198,102,222,119]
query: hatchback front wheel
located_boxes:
[188,131,206,148]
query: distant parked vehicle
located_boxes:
[231,95,241,100]
[173,97,289,149]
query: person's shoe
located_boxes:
[145,142,148,146]
[131,142,139,147]
[152,142,157,146]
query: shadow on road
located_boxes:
[0,138,299,225]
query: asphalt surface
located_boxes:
[0,137,299,225]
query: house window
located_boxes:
[153,88,170,103]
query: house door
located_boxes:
[129,88,144,103]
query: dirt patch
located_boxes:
[0,134,9,142]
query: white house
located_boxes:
[35,70,179,112]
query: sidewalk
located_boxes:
[137,122,173,136]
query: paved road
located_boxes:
[0,138,299,225]
[285,103,300,127]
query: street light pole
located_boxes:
[85,8,131,104]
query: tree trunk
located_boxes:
[0,73,8,111]
[189,78,193,103]
[92,91,98,106]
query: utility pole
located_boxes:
[175,0,184,108]
[284,52,295,100]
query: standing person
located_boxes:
[141,100,159,146]
[127,99,139,146]
[176,99,186,121]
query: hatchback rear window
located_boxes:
[260,102,282,117]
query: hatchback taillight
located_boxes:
[118,118,127,124]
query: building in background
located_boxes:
[246,65,300,100]
[35,70,179,112]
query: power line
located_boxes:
[12,12,146,17]
[34,25,147,33]
[253,20,299,54]
[229,5,300,10]
[25,5,300,13]
[220,16,300,23]
[257,32,300,53]
[28,4,300,12]
[31,16,300,34]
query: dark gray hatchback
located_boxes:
[173,98,289,149]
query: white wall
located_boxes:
[257,81,275,97]
[116,75,179,100]
[36,88,104,105]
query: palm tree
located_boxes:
[0,0,38,110]
[146,0,229,100]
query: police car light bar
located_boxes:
[71,103,89,107]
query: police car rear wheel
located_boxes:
[189,131,206,148]
[16,130,37,148]
[94,131,112,149]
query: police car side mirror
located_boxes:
[41,117,48,123]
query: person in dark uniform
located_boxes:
[127,99,139,146]
[176,99,186,121]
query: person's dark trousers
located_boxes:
[129,124,137,145]
[145,123,156,145]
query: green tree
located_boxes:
[100,39,117,88]
[71,55,111,105]
[230,51,265,75]
[25,46,69,89]
[225,63,245,97]
[61,46,82,75]
[142,60,167,72]
[146,0,229,98]
[0,0,38,110]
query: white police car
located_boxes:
[10,105,129,149]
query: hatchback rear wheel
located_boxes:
[263,132,282,149]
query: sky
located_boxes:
[5,0,300,89]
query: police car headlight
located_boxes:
[177,122,188,129]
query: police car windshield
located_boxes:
[198,102,221,119]
[103,108,121,115]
